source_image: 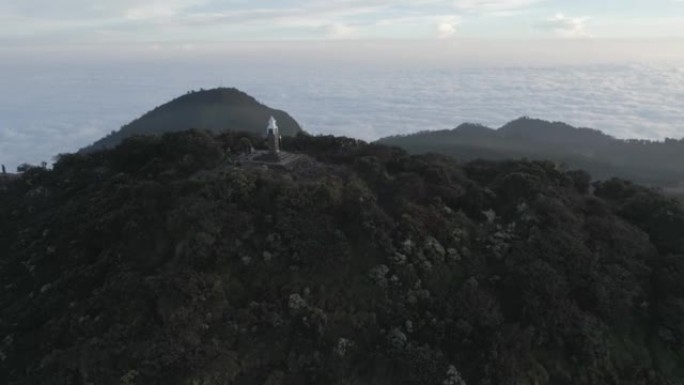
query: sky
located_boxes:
[0,1,683,171]
[0,0,683,46]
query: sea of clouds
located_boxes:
[0,56,683,171]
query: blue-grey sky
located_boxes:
[1,0,683,45]
[1,1,683,172]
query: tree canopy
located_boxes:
[1,130,683,384]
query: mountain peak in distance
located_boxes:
[81,87,303,153]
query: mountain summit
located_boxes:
[82,88,303,152]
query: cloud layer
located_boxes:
[2,0,683,42]
[0,0,534,42]
[1,50,683,171]
[540,13,591,38]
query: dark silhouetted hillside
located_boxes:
[2,130,684,384]
[82,88,303,152]
[378,117,684,186]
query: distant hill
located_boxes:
[82,87,303,152]
[377,117,684,186]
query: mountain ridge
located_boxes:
[377,117,684,186]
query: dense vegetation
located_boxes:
[82,88,303,153]
[378,117,684,186]
[1,130,684,384]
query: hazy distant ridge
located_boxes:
[378,117,684,186]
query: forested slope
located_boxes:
[1,130,683,385]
